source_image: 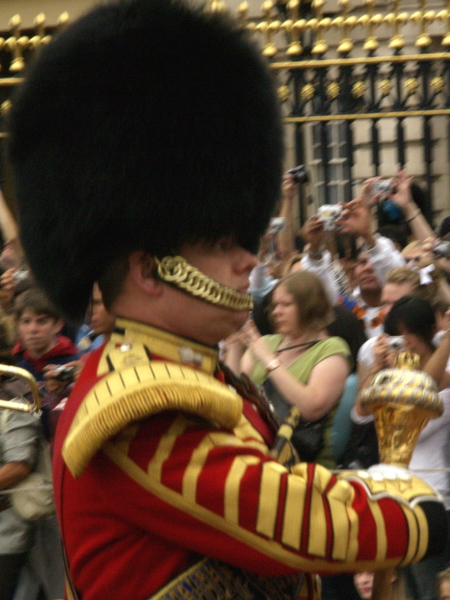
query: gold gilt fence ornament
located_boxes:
[0,2,450,118]
[0,1,448,65]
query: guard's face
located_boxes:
[180,239,256,290]
[164,239,257,345]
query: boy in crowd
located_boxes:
[13,287,79,382]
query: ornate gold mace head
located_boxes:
[360,352,443,467]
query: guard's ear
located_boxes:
[128,251,162,296]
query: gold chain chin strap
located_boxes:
[155,255,253,311]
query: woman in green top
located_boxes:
[240,270,351,468]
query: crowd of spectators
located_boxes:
[222,168,450,600]
[1,165,450,600]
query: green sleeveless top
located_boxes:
[250,336,351,468]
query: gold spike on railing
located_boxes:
[57,11,70,32]
[437,1,450,48]
[206,0,227,13]
[256,0,280,58]
[28,13,45,51]
[284,0,304,56]
[333,0,357,54]
[7,15,26,73]
[358,0,382,52]
[385,0,408,50]
[411,0,435,48]
[310,0,331,56]
[238,1,251,30]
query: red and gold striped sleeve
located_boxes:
[100,406,446,577]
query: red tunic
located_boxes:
[53,319,447,600]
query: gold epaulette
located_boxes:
[63,346,242,478]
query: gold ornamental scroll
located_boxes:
[359,352,443,600]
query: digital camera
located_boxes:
[268,217,286,235]
[432,240,450,260]
[317,204,343,231]
[372,179,394,198]
[387,336,404,352]
[54,365,76,382]
[287,164,309,184]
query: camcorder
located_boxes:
[317,204,343,231]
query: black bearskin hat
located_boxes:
[8,0,283,321]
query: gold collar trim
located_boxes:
[111,319,219,375]
[155,255,253,311]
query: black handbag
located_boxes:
[262,378,325,463]
[289,410,325,463]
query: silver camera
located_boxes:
[386,336,404,352]
[268,217,286,235]
[372,179,394,198]
[53,365,76,382]
[13,269,29,285]
[432,240,450,260]
[317,204,343,231]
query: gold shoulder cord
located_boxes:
[155,256,253,311]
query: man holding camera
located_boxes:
[7,1,448,599]
[336,183,405,338]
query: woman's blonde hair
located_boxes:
[283,253,303,277]
[410,256,442,304]
[274,270,332,332]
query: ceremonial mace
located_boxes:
[359,352,443,599]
